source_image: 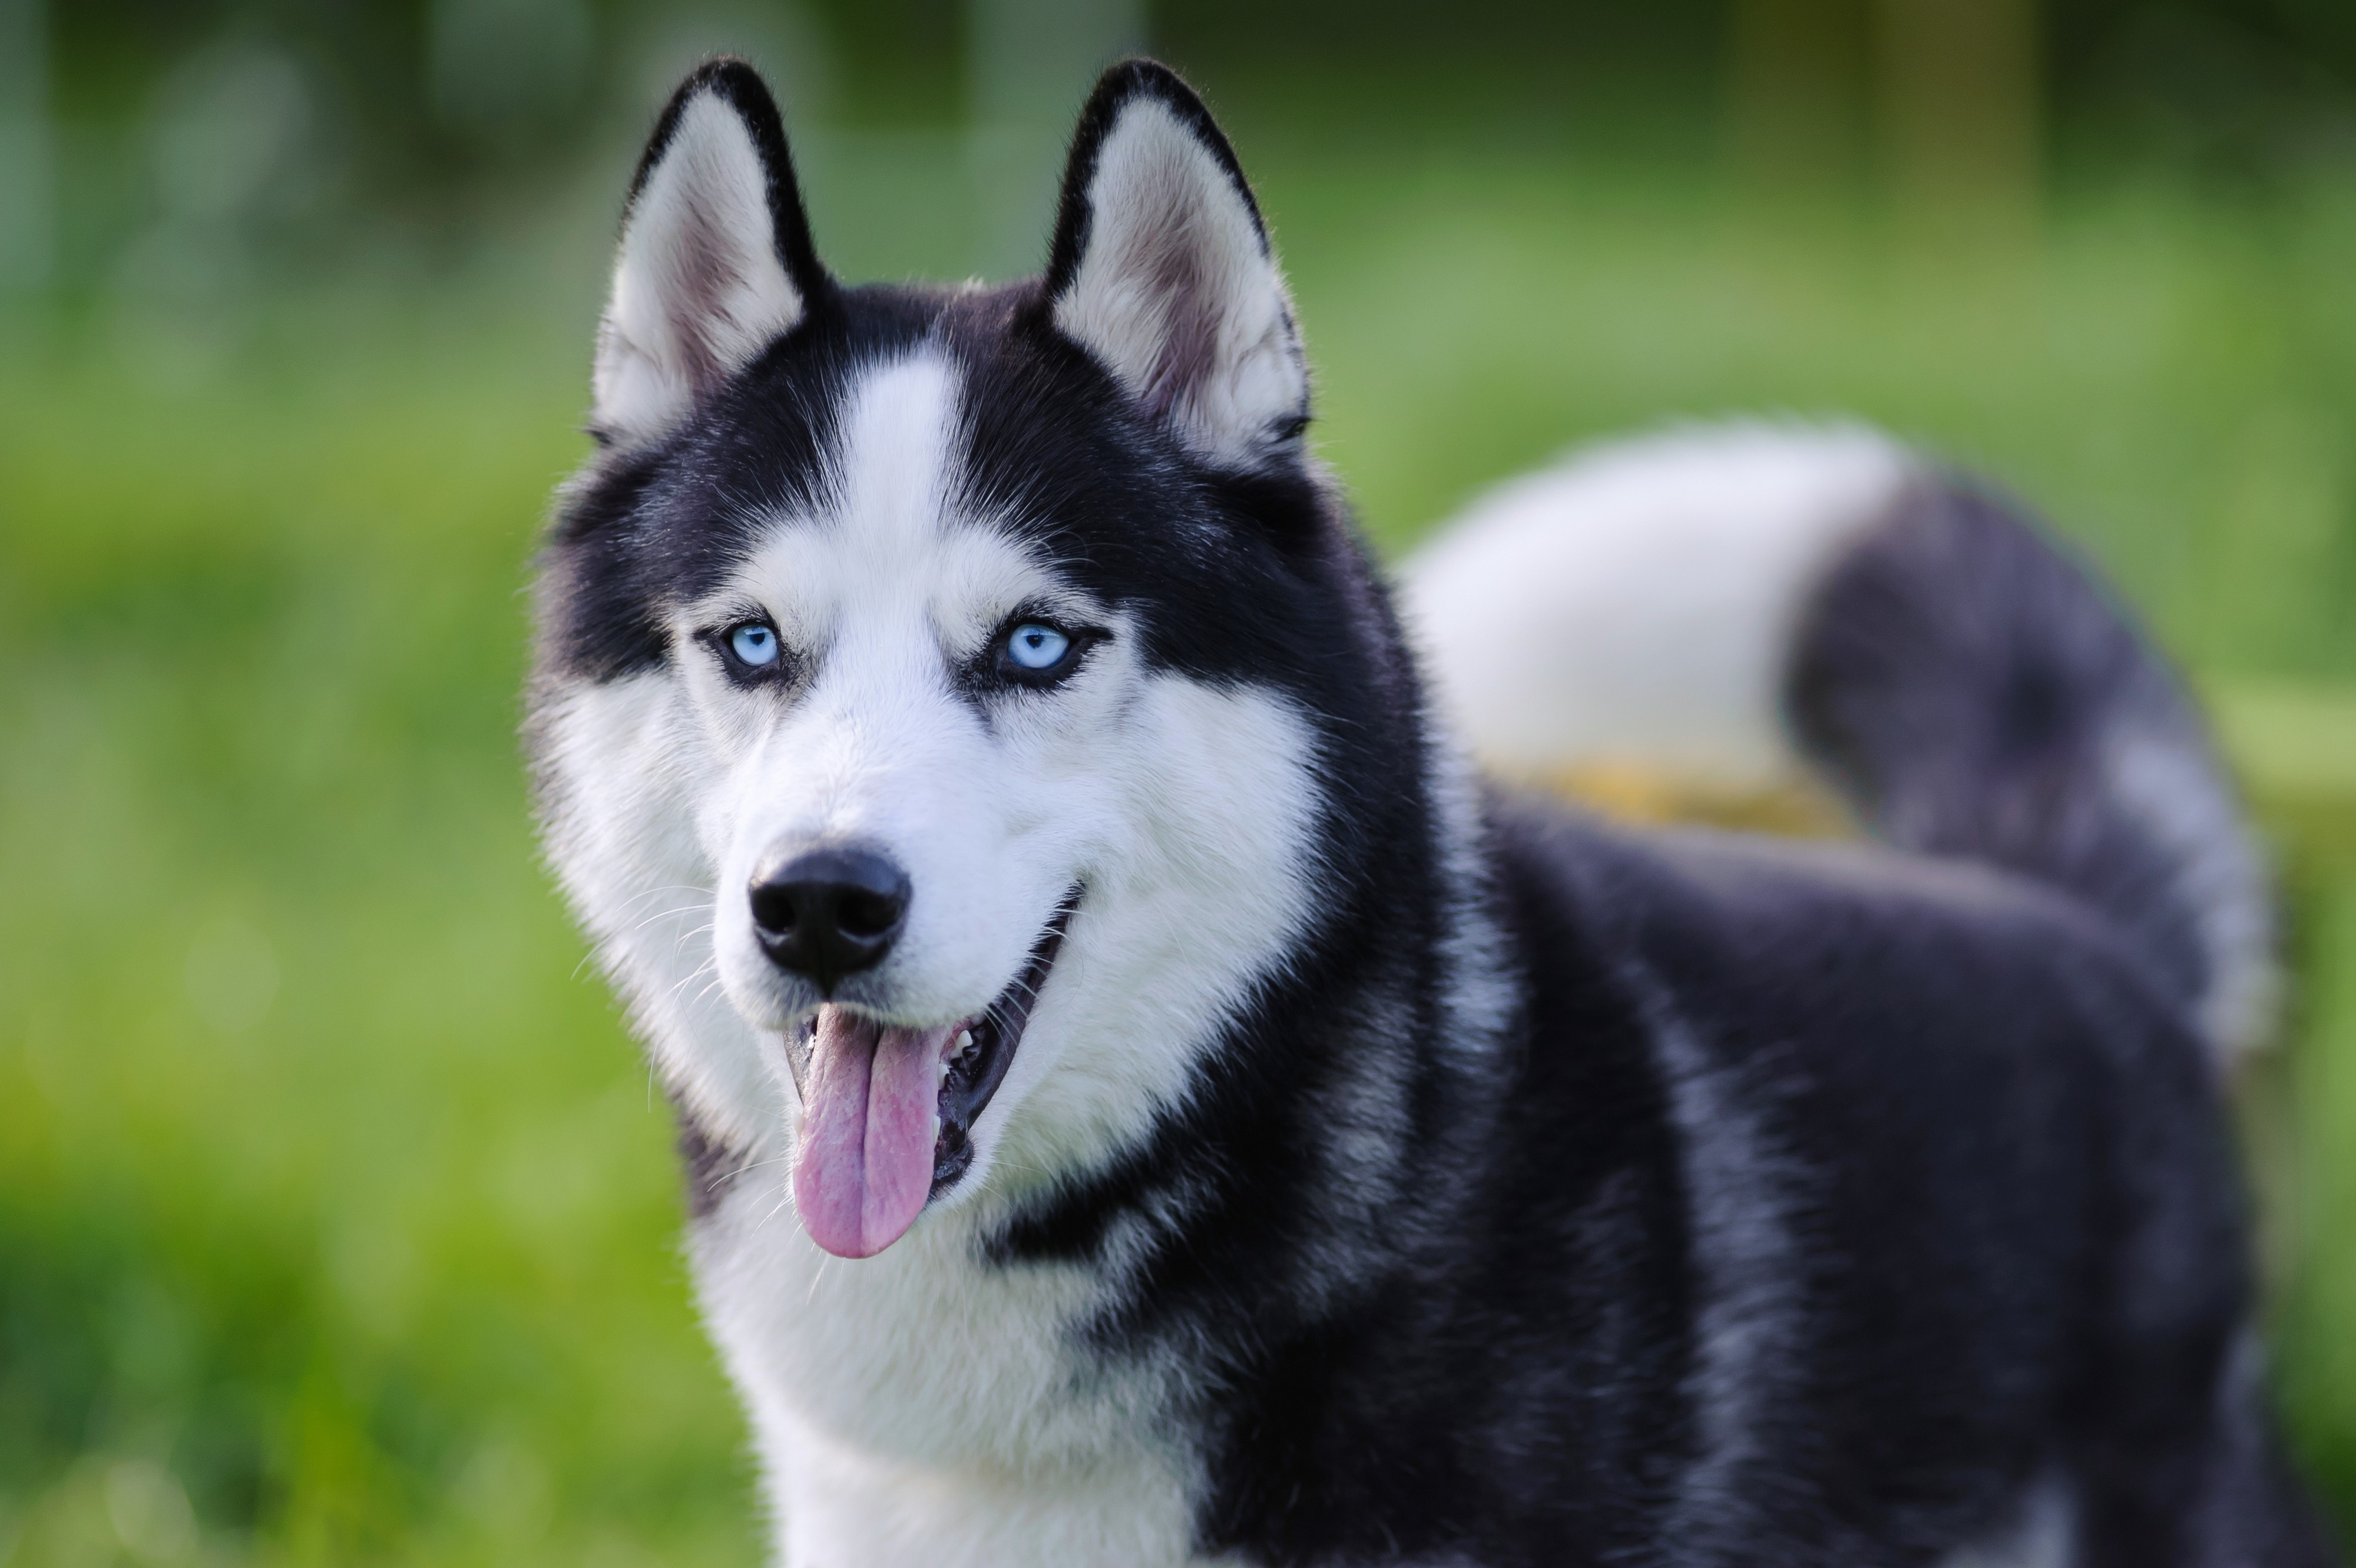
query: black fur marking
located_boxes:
[542,267,1349,691]
[997,790,2317,1564]
[672,1094,746,1222]
[539,288,931,683]
[546,64,1329,689]
[1787,476,2261,1047]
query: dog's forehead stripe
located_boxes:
[715,345,1081,647]
[831,349,962,555]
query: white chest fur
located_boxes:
[691,1168,1225,1567]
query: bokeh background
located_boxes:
[2,0,2354,1562]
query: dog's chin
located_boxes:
[777,892,1080,1259]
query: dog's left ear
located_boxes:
[1044,62,1309,474]
[592,59,828,449]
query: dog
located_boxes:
[527,55,2336,1567]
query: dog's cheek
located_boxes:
[1001,660,1146,854]
[874,755,1055,1019]
[678,656,782,769]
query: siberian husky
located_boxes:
[527,57,2336,1567]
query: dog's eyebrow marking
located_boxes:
[723,348,1090,674]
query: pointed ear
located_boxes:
[592,59,828,449]
[1044,62,1309,474]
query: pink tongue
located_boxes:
[791,1006,958,1258]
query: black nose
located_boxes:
[749,846,912,994]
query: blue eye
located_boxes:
[728,623,780,667]
[1005,623,1071,672]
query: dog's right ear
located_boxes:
[591,59,827,449]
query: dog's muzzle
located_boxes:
[781,889,1081,1260]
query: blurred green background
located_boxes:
[2,0,2355,1562]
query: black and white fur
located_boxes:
[529,58,2335,1567]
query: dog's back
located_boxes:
[1394,426,2328,1565]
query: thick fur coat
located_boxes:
[527,57,2335,1568]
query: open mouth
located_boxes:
[785,889,1080,1259]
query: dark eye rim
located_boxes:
[985,611,1107,690]
[704,617,791,684]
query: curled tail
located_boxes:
[1401,424,2275,1063]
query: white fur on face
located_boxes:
[537,343,1323,1561]
[691,352,1077,1044]
[593,88,805,448]
[1053,97,1306,473]
[535,668,781,1160]
[542,343,1321,1201]
[686,349,1321,1199]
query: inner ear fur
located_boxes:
[591,58,829,449]
[1044,61,1310,474]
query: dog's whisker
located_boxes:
[634,901,718,933]
[667,957,720,1001]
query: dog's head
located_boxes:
[531,60,1397,1258]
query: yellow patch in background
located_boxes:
[1515,760,1855,839]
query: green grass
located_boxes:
[0,316,757,1566]
[3,144,2354,1564]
